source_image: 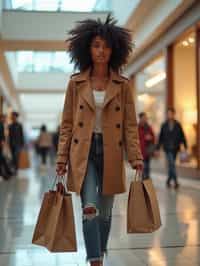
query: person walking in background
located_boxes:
[138,112,155,179]
[52,125,60,154]
[56,15,143,266]
[8,112,25,174]
[157,107,187,189]
[37,125,52,166]
[0,114,13,180]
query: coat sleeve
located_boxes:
[20,124,25,146]
[157,124,164,150]
[8,125,12,146]
[149,126,155,144]
[57,79,74,164]
[0,124,5,142]
[123,82,143,168]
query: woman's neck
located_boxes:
[91,65,109,79]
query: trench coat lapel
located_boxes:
[103,70,124,108]
[73,68,124,111]
[79,81,95,111]
[74,69,95,111]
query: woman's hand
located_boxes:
[134,161,144,176]
[56,163,67,177]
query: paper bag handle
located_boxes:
[133,170,143,182]
[51,175,68,193]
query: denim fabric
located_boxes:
[143,158,150,179]
[10,146,21,170]
[80,133,114,262]
[166,151,177,184]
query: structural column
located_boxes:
[0,95,3,114]
[196,26,200,169]
[165,45,174,109]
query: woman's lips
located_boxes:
[97,56,105,59]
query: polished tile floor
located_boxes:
[0,155,200,266]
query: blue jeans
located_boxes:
[143,158,150,179]
[166,151,178,184]
[80,133,114,262]
[10,145,21,170]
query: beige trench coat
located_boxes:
[57,69,143,195]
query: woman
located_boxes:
[56,15,143,266]
[37,125,52,166]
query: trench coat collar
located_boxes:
[73,68,125,111]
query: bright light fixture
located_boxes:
[188,37,195,43]
[145,72,166,88]
[182,40,189,46]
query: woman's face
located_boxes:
[90,36,112,66]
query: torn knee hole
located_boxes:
[83,205,99,220]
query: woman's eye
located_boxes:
[93,43,100,48]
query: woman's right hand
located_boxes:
[56,163,67,176]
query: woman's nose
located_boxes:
[98,46,104,52]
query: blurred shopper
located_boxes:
[56,15,143,266]
[157,108,187,189]
[37,125,52,166]
[52,125,60,153]
[8,112,25,174]
[0,114,13,180]
[138,112,155,179]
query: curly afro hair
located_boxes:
[67,14,133,73]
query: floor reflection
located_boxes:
[0,152,200,266]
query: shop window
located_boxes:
[135,54,166,135]
[173,30,197,168]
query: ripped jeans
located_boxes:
[80,133,114,262]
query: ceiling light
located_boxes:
[145,72,166,88]
[188,37,195,43]
[182,41,189,46]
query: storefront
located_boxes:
[173,29,198,168]
[134,54,166,135]
[130,3,200,175]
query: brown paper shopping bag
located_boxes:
[32,178,77,252]
[127,174,161,233]
[18,149,30,169]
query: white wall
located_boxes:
[16,72,70,90]
[133,0,183,51]
[111,0,140,25]
[2,11,108,40]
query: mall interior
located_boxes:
[0,0,200,266]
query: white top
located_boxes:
[93,89,106,133]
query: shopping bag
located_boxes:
[127,173,161,233]
[179,151,190,163]
[18,149,30,169]
[32,177,77,252]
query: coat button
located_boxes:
[79,122,83,127]
[119,140,122,146]
[116,123,121,128]
[80,105,84,109]
[115,106,120,111]
[74,138,79,144]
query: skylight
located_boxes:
[16,51,74,73]
[4,0,110,12]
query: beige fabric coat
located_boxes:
[57,69,143,195]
